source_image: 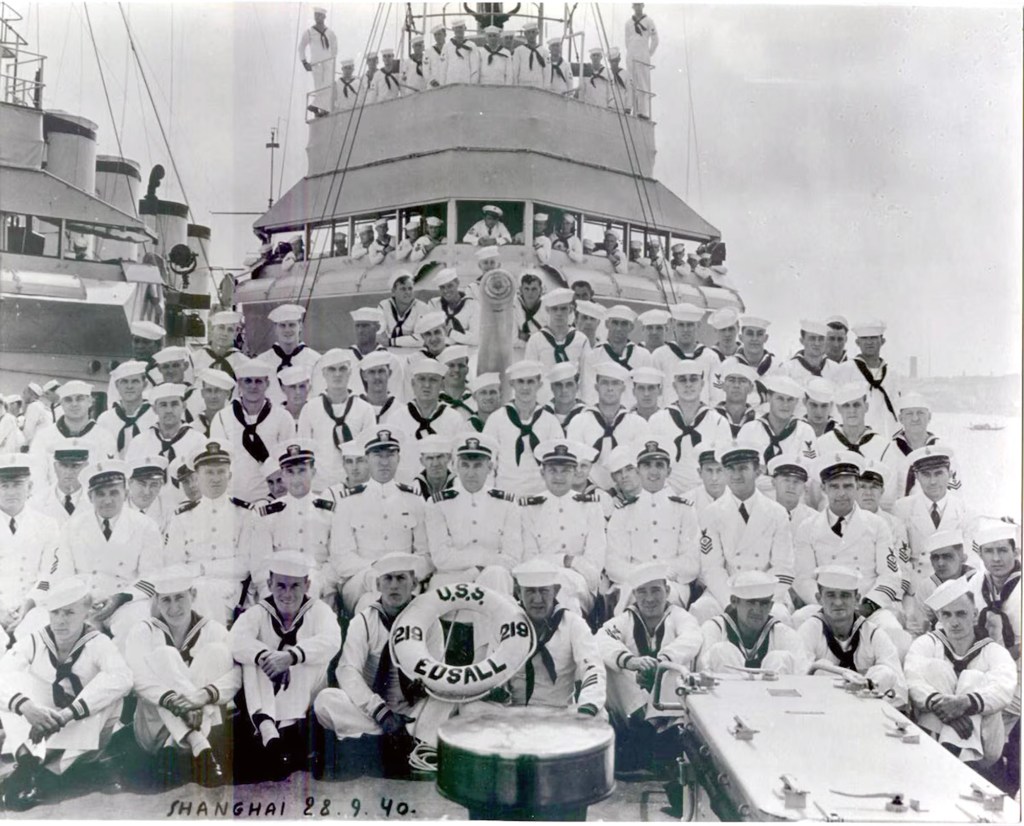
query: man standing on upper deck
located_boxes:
[511,21,547,88]
[441,19,479,86]
[370,47,402,102]
[579,47,612,107]
[334,59,361,111]
[298,6,338,118]
[607,48,633,113]
[546,37,573,96]
[478,26,512,85]
[423,23,447,89]
[624,2,658,119]
[401,35,427,93]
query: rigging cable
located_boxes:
[276,4,304,201]
[680,9,703,207]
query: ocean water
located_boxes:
[932,411,1022,518]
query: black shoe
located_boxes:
[662,780,684,819]
[264,738,297,781]
[2,763,44,812]
[192,749,227,788]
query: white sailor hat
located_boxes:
[602,228,619,241]
[110,360,148,382]
[637,309,670,327]
[729,570,777,600]
[209,310,242,327]
[435,267,460,287]
[669,362,704,379]
[151,565,198,596]
[277,365,311,387]
[410,33,424,44]
[454,434,497,459]
[409,358,448,378]
[627,562,674,592]
[475,246,501,262]
[739,315,770,330]
[58,380,94,399]
[372,552,426,579]
[588,45,603,57]
[417,435,452,457]
[0,454,32,481]
[547,36,562,46]
[381,47,395,56]
[28,382,43,395]
[716,439,762,467]
[817,450,864,482]
[507,360,544,381]
[832,381,869,406]
[630,366,663,386]
[533,212,549,223]
[513,559,563,588]
[608,46,621,59]
[924,530,965,555]
[430,22,446,34]
[358,223,375,236]
[266,550,314,579]
[534,438,579,465]
[470,372,501,393]
[84,459,128,491]
[153,346,190,365]
[130,320,166,340]
[708,307,740,330]
[593,361,630,383]
[606,445,637,475]
[438,345,469,365]
[825,315,849,330]
[484,24,500,35]
[340,57,355,68]
[629,239,643,251]
[128,455,167,480]
[3,395,18,407]
[574,300,606,321]
[358,351,394,371]
[637,439,672,464]
[767,455,809,481]
[274,439,316,467]
[261,458,283,478]
[404,215,422,229]
[522,19,539,32]
[799,319,829,337]
[853,320,886,338]
[365,51,378,59]
[804,377,835,404]
[43,379,62,392]
[669,302,705,323]
[859,459,887,487]
[340,440,364,458]
[235,359,273,380]
[574,443,599,464]
[192,440,232,468]
[41,576,92,611]
[925,576,973,612]
[362,427,403,453]
[974,520,1020,548]
[670,242,686,254]
[143,382,188,403]
[482,204,503,217]
[351,307,384,324]
[313,6,327,15]
[319,348,355,370]
[762,374,803,399]
[451,18,467,28]
[373,217,390,228]
[604,305,637,324]
[719,357,756,384]
[814,565,861,592]
[426,216,444,227]
[907,444,953,471]
[267,304,306,323]
[897,392,930,412]
[546,362,578,384]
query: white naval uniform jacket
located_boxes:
[482,403,565,495]
[969,565,1022,654]
[297,393,377,490]
[683,485,722,527]
[0,505,59,613]
[379,400,466,484]
[780,352,842,388]
[700,490,795,608]
[328,480,428,583]
[424,487,524,576]
[478,46,512,85]
[738,414,818,496]
[597,606,703,672]
[463,218,512,246]
[251,492,335,575]
[401,57,427,93]
[605,488,701,587]
[30,486,86,528]
[422,43,446,88]
[377,298,430,349]
[441,38,480,85]
[95,404,158,457]
[507,607,605,712]
[648,404,730,494]
[429,293,480,346]
[578,66,612,107]
[519,492,607,593]
[209,400,297,504]
[786,501,818,536]
[815,426,888,464]
[833,357,899,439]
[125,424,206,468]
[892,491,978,581]
[566,406,650,490]
[880,431,963,504]
[797,611,906,696]
[698,611,811,673]
[162,495,256,582]
[793,505,902,609]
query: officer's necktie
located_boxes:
[102,518,112,541]
[738,502,749,524]
[8,516,15,535]
[832,516,844,537]
[930,503,941,528]
[63,494,75,515]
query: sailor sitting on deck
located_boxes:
[463,204,511,247]
[797,565,907,706]
[229,551,341,782]
[697,570,811,675]
[904,578,1016,768]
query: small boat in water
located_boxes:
[969,422,1006,432]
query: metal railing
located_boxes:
[0,2,45,108]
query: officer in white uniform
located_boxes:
[254,304,323,405]
[880,391,961,502]
[768,455,816,534]
[96,361,156,456]
[30,381,117,488]
[624,2,658,118]
[463,204,512,246]
[29,443,89,527]
[511,20,547,88]
[125,455,171,533]
[298,6,338,115]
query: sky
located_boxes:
[20,1,1023,377]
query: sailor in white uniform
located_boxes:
[400,35,427,93]
[802,376,837,438]
[192,367,236,438]
[463,204,512,246]
[0,578,132,810]
[781,319,843,388]
[357,350,404,421]
[580,305,652,407]
[512,271,548,346]
[298,6,337,115]
[21,382,53,447]
[712,357,758,438]
[30,381,117,487]
[579,47,611,107]
[969,521,1021,656]
[423,23,447,89]
[880,391,962,503]
[125,385,206,478]
[698,571,811,674]
[333,58,362,111]
[96,361,156,457]
[824,315,849,365]
[607,48,633,113]
[441,19,479,85]
[430,267,480,346]
[278,364,312,425]
[511,21,547,88]
[378,271,429,349]
[651,302,718,406]
[254,304,323,405]
[524,288,591,387]
[815,382,888,467]
[624,2,658,118]
[369,47,402,101]
[734,314,778,404]
[901,530,978,636]
[478,26,512,85]
[29,443,89,527]
[630,364,665,422]
[545,37,573,96]
[544,362,585,430]
[833,321,898,439]
[190,310,246,384]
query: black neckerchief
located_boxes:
[540,328,576,363]
[758,415,798,463]
[602,343,635,369]
[382,69,398,90]
[272,343,306,372]
[484,46,507,64]
[664,342,705,361]
[589,65,605,86]
[321,394,355,449]
[413,471,455,500]
[451,37,470,57]
[632,13,648,35]
[551,59,566,83]
[791,351,825,377]
[612,66,626,88]
[720,605,777,668]
[977,561,1021,649]
[112,401,151,453]
[259,595,313,693]
[152,424,193,463]
[440,391,474,416]
[833,427,878,455]
[930,629,995,677]
[588,406,627,453]
[440,293,468,334]
[892,429,937,457]
[506,404,544,465]
[203,347,238,378]
[852,357,896,420]
[525,44,545,70]
[56,417,96,439]
[816,614,864,670]
[42,626,99,709]
[518,298,543,336]
[716,404,756,438]
[312,22,330,51]
[232,399,272,463]
[149,612,208,665]
[407,401,447,438]
[339,77,357,96]
[667,405,710,460]
[626,606,667,657]
[412,57,423,76]
[525,607,566,702]
[389,299,415,339]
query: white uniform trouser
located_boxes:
[916,662,1006,766]
[313,691,457,747]
[134,643,234,753]
[241,660,328,727]
[312,57,335,110]
[703,642,798,675]
[627,56,652,118]
[690,594,791,626]
[0,672,122,774]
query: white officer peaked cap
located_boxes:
[637,439,672,465]
[84,459,129,490]
[410,358,448,378]
[266,550,314,578]
[716,439,762,467]
[766,455,809,481]
[739,315,771,330]
[817,450,864,482]
[277,365,311,387]
[730,570,777,600]
[859,458,887,486]
[482,204,503,217]
[605,305,637,323]
[128,455,168,478]
[719,357,756,383]
[454,433,498,458]
[574,300,606,321]
[897,392,930,412]
[469,372,501,393]
[762,374,803,400]
[637,309,670,327]
[630,366,664,386]
[606,445,637,475]
[974,520,1020,548]
[153,346,190,365]
[925,576,973,612]
[273,439,316,467]
[130,320,166,340]
[534,438,579,465]
[475,246,501,262]
[414,311,447,336]
[546,362,578,384]
[669,302,705,323]
[924,530,965,555]
[373,552,426,579]
[708,307,740,330]
[438,345,469,365]
[191,440,233,468]
[832,381,870,407]
[907,444,953,470]
[522,20,539,31]
[484,25,500,34]
[209,310,243,327]
[825,315,850,330]
[804,377,835,404]
[358,351,395,371]
[41,576,92,611]
[362,427,404,453]
[319,348,355,370]
[431,22,446,34]
[853,320,886,338]
[267,304,306,324]
[151,564,197,595]
[110,360,148,382]
[435,267,460,287]
[350,307,384,324]
[514,559,563,588]
[235,359,273,380]
[627,561,674,591]
[814,565,861,592]
[0,453,31,478]
[58,380,93,399]
[540,288,575,309]
[507,360,544,381]
[143,382,187,403]
[169,457,195,480]
[799,319,829,337]
[593,361,631,383]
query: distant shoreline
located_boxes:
[895,374,1022,418]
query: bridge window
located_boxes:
[308,222,347,260]
[457,200,523,246]
[582,217,625,257]
[533,205,580,242]
[1,213,61,258]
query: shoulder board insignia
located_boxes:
[396,483,417,495]
[333,486,352,499]
[259,501,287,517]
[613,497,635,510]
[432,489,459,503]
[346,484,367,496]
[229,497,252,510]
[669,495,694,507]
[519,495,546,506]
[313,498,335,512]
[488,489,516,502]
[573,492,600,503]
[174,499,200,515]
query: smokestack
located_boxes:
[95,156,142,260]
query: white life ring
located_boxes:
[390,582,536,702]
